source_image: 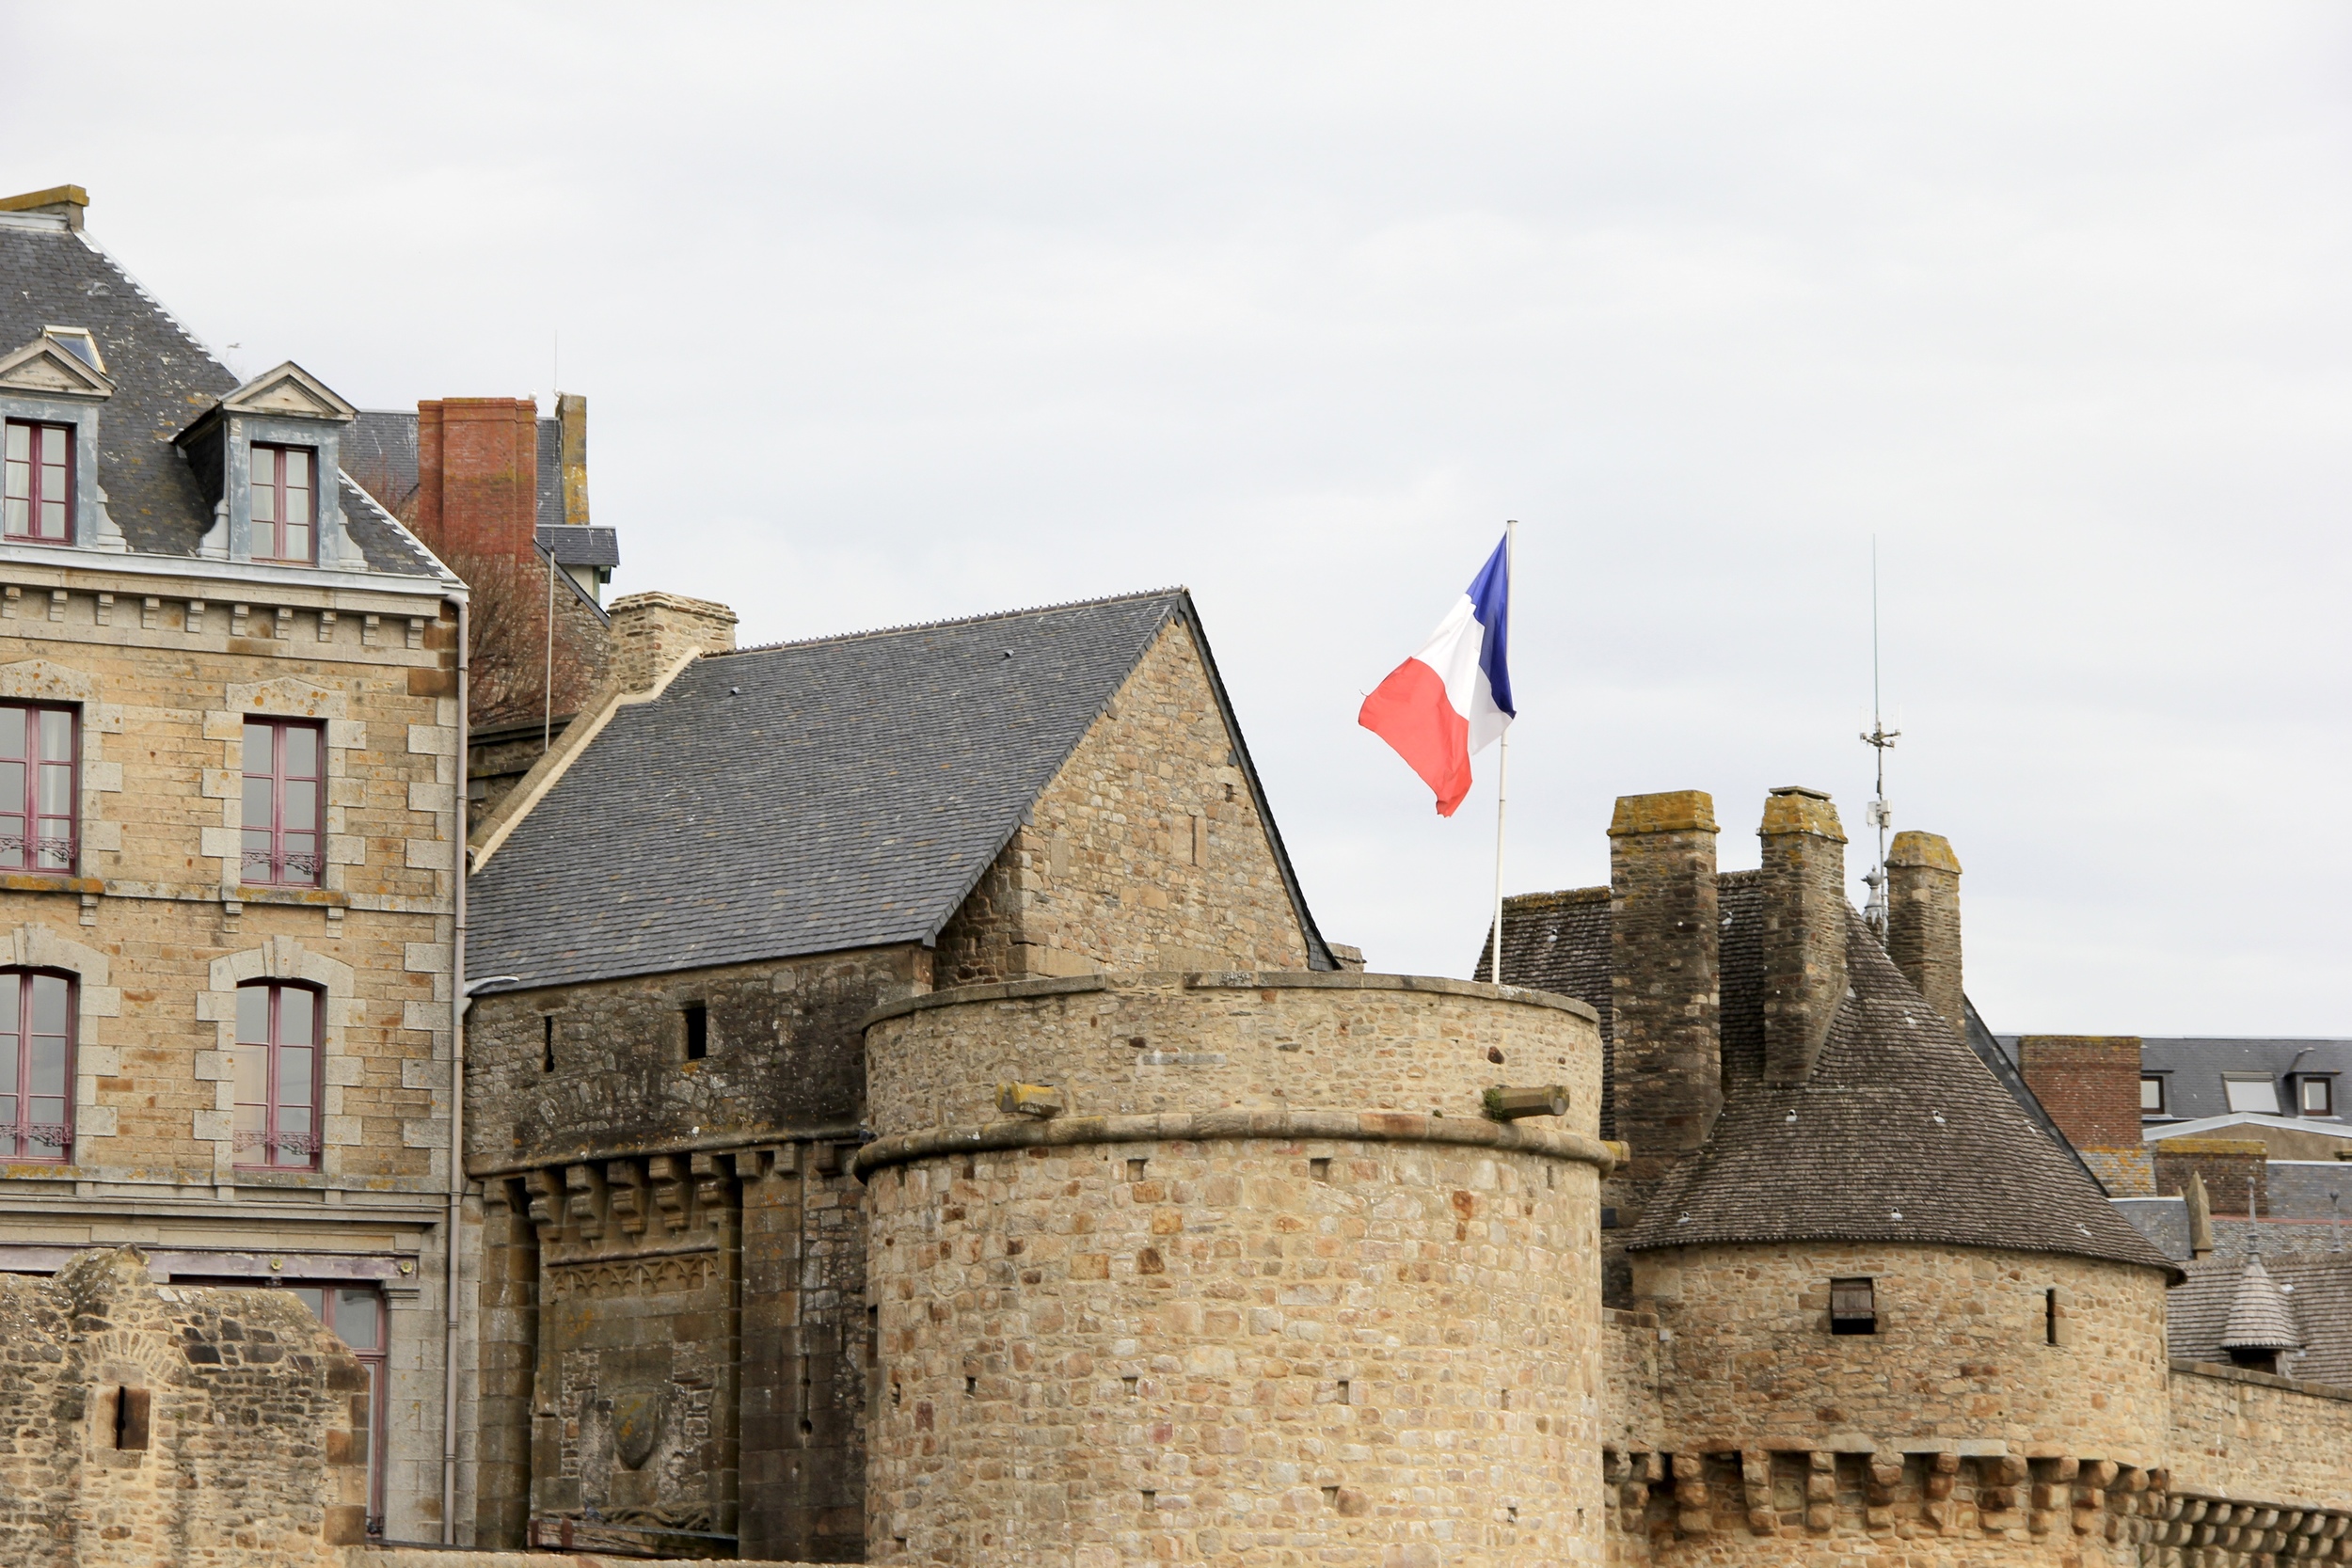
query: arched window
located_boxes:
[0,968,73,1161]
[234,981,320,1168]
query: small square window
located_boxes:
[2141,1076,2166,1114]
[1830,1276,1877,1335]
[2302,1077,2333,1116]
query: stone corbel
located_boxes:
[606,1161,646,1238]
[526,1168,564,1246]
[564,1163,607,1243]
[691,1150,728,1227]
[647,1154,689,1233]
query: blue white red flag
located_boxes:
[1357,536,1515,816]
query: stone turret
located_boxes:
[855,971,1613,1566]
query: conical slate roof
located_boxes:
[1625,891,2181,1278]
[2221,1255,2302,1352]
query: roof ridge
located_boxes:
[72,229,236,388]
[716,587,1189,658]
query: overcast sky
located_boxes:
[8,6,2348,1034]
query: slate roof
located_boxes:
[537,525,618,568]
[468,589,1332,990]
[1621,902,2178,1275]
[2170,1251,2352,1383]
[0,214,445,579]
[1474,877,2092,1175]
[2220,1254,2303,1350]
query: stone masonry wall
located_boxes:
[2165,1361,2352,1510]
[1632,1242,2173,1465]
[931,619,1310,986]
[858,972,1611,1566]
[467,945,929,1561]
[0,1248,370,1568]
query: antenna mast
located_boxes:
[1860,538,1899,937]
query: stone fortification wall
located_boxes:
[930,619,1311,986]
[1632,1242,2172,1464]
[1604,1308,1664,1454]
[0,1249,369,1568]
[2166,1360,2352,1511]
[856,972,1613,1567]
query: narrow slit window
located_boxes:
[683,1004,708,1060]
[4,420,72,542]
[112,1386,151,1451]
[541,1015,556,1073]
[250,443,315,563]
[1829,1276,1877,1336]
[241,719,324,887]
[2045,1287,2061,1346]
[233,981,322,1169]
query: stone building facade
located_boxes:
[0,184,469,1544]
[460,588,1335,1560]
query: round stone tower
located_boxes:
[854,970,1614,1567]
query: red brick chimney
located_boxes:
[2017,1036,2145,1151]
[415,398,539,562]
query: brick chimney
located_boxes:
[2017,1036,2145,1151]
[1759,786,1848,1086]
[1608,790,1723,1202]
[606,593,738,694]
[1884,830,1963,1037]
[415,398,540,561]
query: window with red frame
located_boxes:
[233,982,319,1168]
[3,420,72,542]
[250,443,315,563]
[0,969,73,1161]
[0,703,74,875]
[241,719,323,886]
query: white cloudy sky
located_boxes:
[8,6,2348,1034]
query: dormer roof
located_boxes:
[0,331,115,401]
[214,360,357,423]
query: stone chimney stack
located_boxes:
[415,397,540,562]
[1885,831,1963,1036]
[1608,790,1723,1201]
[0,183,87,230]
[556,392,591,526]
[605,592,738,695]
[1759,786,1848,1086]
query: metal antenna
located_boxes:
[1859,537,1899,936]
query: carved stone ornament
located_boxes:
[612,1390,663,1471]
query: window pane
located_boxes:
[2225,1079,2280,1115]
[2305,1079,2330,1112]
[37,500,62,538]
[283,780,317,832]
[30,976,66,1037]
[251,474,274,524]
[232,1042,265,1103]
[0,759,23,806]
[234,1098,265,1134]
[4,425,24,461]
[235,987,269,1044]
[283,726,319,777]
[281,523,310,562]
[36,711,68,762]
[278,1048,313,1108]
[284,449,310,485]
[36,765,69,819]
[27,1039,63,1097]
[1,498,21,531]
[334,1289,380,1350]
[242,776,272,826]
[243,723,273,776]
[292,1286,326,1320]
[278,988,315,1045]
[0,1095,13,1129]
[0,711,22,763]
[0,1033,16,1090]
[2140,1078,2162,1111]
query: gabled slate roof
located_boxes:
[1624,899,2179,1275]
[468,589,1331,990]
[2173,1250,2352,1384]
[0,214,446,578]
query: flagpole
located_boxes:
[1489,518,1516,987]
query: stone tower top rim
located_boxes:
[861,967,1600,1033]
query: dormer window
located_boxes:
[3,421,72,542]
[250,443,315,563]
[40,327,102,374]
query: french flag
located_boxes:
[1358,535,1515,816]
